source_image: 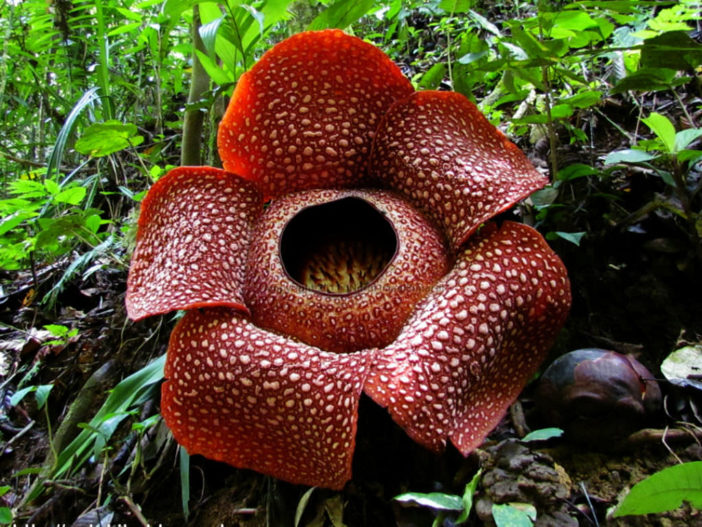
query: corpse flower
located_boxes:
[126,30,571,490]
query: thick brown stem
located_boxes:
[181,6,210,166]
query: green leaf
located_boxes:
[457,470,482,523]
[419,63,447,90]
[509,26,553,60]
[239,5,265,39]
[0,507,12,523]
[13,467,43,478]
[394,492,464,511]
[522,428,564,442]
[295,487,317,527]
[199,16,224,58]
[35,384,53,409]
[8,179,48,199]
[642,112,676,153]
[458,50,489,65]
[674,128,702,153]
[44,179,60,195]
[194,49,232,86]
[546,231,586,246]
[560,91,602,109]
[180,447,191,521]
[45,324,69,336]
[469,10,501,36]
[307,0,376,31]
[614,461,702,517]
[50,355,166,481]
[75,121,144,157]
[604,149,657,165]
[640,31,702,71]
[610,67,680,94]
[677,149,702,164]
[551,104,574,119]
[439,0,474,13]
[54,186,87,206]
[47,88,100,180]
[10,386,36,406]
[557,163,599,181]
[492,503,537,527]
[162,0,201,18]
[107,22,142,37]
[552,11,598,36]
[0,211,36,237]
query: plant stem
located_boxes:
[94,0,113,120]
[181,6,210,166]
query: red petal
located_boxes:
[370,91,548,250]
[217,30,413,198]
[161,308,375,489]
[244,188,449,353]
[364,222,571,453]
[126,167,262,320]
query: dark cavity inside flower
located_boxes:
[279,196,397,295]
[126,29,571,490]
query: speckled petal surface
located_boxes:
[217,30,413,198]
[161,308,375,489]
[370,91,548,250]
[244,188,449,353]
[126,167,262,320]
[364,221,571,453]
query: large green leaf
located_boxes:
[307,0,376,30]
[614,462,702,517]
[674,128,702,153]
[642,112,676,153]
[75,121,144,157]
[51,355,166,481]
[418,63,447,90]
[439,0,474,13]
[641,31,702,71]
[604,149,657,165]
[54,187,87,206]
[610,68,682,94]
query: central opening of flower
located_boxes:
[280,197,397,294]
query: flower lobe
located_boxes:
[162,308,375,489]
[218,30,414,197]
[371,91,548,250]
[126,167,262,320]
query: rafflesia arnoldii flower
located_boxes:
[126,30,571,490]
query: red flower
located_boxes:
[126,30,571,490]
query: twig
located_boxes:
[509,401,529,438]
[662,426,683,464]
[120,495,150,527]
[0,150,46,168]
[579,481,600,527]
[0,419,35,455]
[623,426,702,447]
[672,88,696,128]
